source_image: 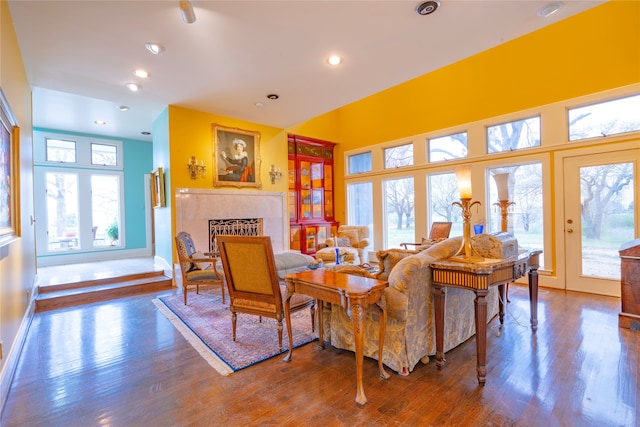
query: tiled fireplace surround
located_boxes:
[175,188,289,255]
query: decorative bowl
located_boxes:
[307,262,323,270]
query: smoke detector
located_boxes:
[416,0,440,16]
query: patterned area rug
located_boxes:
[154,289,317,376]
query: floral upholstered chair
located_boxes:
[315,225,370,265]
[175,231,225,305]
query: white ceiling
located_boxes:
[8,1,604,142]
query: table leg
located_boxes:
[283,283,294,363]
[317,300,325,350]
[377,301,390,380]
[349,303,367,406]
[474,289,489,385]
[528,266,539,332]
[432,285,446,369]
[498,283,506,325]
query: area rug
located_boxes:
[153,289,317,376]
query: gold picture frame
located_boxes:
[212,124,261,188]
[151,167,165,208]
[0,88,20,246]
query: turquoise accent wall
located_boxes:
[34,127,153,251]
[151,108,173,266]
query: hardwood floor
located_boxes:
[1,280,638,426]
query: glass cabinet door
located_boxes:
[310,162,324,219]
[300,160,312,220]
[324,163,333,219]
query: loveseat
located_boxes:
[321,236,499,375]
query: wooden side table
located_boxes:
[283,270,390,405]
[430,250,541,385]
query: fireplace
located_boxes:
[175,189,287,254]
[209,218,264,253]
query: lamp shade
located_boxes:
[455,165,473,199]
[493,173,510,201]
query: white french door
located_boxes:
[563,150,638,296]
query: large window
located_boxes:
[383,177,414,248]
[488,163,544,267]
[568,94,640,141]
[428,132,468,162]
[384,144,413,168]
[428,172,462,237]
[487,116,540,153]
[348,152,372,174]
[347,181,373,244]
[35,133,125,256]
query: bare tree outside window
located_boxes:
[428,132,468,162]
[384,144,413,168]
[487,116,540,153]
[384,177,414,248]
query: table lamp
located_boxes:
[492,172,515,232]
[452,165,483,262]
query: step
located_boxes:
[35,273,174,312]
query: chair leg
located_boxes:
[277,319,283,352]
[183,284,187,305]
[232,312,237,342]
[196,284,200,295]
[310,304,316,332]
[220,282,225,304]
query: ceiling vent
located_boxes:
[416,0,440,16]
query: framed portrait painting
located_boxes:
[0,89,20,246]
[212,124,261,188]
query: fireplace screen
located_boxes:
[209,218,263,253]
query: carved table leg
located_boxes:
[528,266,539,332]
[349,303,367,406]
[283,283,294,363]
[498,283,506,325]
[474,289,489,386]
[432,285,446,369]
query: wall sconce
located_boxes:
[268,164,282,184]
[492,172,516,232]
[452,165,483,262]
[188,156,206,180]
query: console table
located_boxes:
[430,249,541,385]
[283,270,390,405]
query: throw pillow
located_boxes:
[190,251,212,270]
[335,237,352,247]
[338,229,359,247]
[375,249,416,281]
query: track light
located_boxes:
[179,0,196,24]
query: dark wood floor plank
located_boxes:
[1,284,638,426]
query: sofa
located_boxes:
[315,225,370,265]
[321,236,499,375]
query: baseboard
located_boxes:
[0,282,36,419]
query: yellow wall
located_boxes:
[0,0,36,409]
[295,1,640,225]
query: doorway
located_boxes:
[563,150,638,296]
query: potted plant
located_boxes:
[105,220,118,244]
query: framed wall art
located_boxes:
[0,88,20,246]
[212,124,261,188]
[151,167,165,208]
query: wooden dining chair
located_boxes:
[216,235,315,351]
[400,221,452,250]
[175,231,225,305]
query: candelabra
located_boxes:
[451,165,484,263]
[268,164,282,184]
[187,156,206,179]
[494,199,516,232]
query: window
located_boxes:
[347,181,373,244]
[91,143,118,166]
[383,177,414,248]
[46,138,76,163]
[428,132,468,162]
[348,152,372,174]
[488,163,544,267]
[428,172,462,237]
[46,172,79,250]
[487,116,540,153]
[568,94,640,141]
[384,143,413,168]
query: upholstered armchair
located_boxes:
[315,225,370,265]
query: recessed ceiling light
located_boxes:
[179,0,196,24]
[145,42,164,55]
[255,101,265,108]
[134,69,149,79]
[415,0,440,16]
[537,2,563,17]
[94,120,106,125]
[118,105,129,111]
[125,82,140,92]
[327,55,342,66]
[141,131,151,136]
[266,94,279,100]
